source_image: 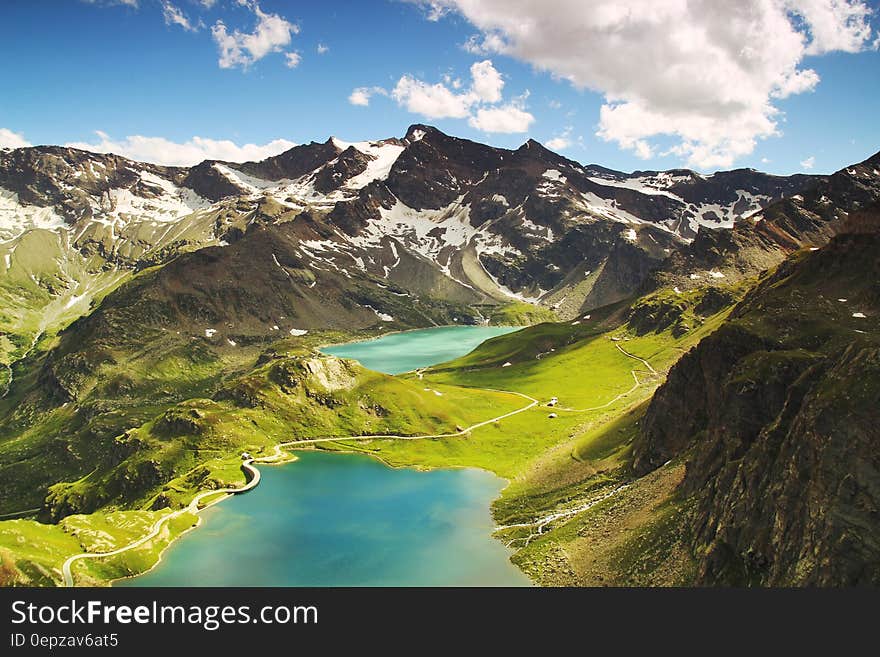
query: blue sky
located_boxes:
[1,0,878,175]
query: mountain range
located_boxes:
[1,124,843,362]
[1,125,878,587]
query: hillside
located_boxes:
[632,207,880,585]
[1,127,878,587]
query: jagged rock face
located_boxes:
[238,139,341,181]
[386,125,507,210]
[651,151,880,294]
[0,146,187,223]
[633,226,880,585]
[181,160,246,201]
[312,147,370,193]
[755,151,880,249]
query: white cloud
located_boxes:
[388,59,531,132]
[544,137,569,150]
[800,155,816,169]
[761,157,771,164]
[285,51,301,68]
[65,131,296,166]
[348,86,387,107]
[0,128,31,149]
[469,59,503,103]
[420,1,451,21]
[317,43,329,54]
[469,104,534,133]
[211,3,299,70]
[545,126,572,150]
[348,89,371,107]
[392,76,473,119]
[161,1,197,32]
[463,32,506,55]
[786,0,875,54]
[415,0,876,169]
[200,0,217,7]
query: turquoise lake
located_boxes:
[322,324,518,374]
[120,325,530,587]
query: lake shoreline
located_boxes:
[315,322,520,352]
[101,326,533,588]
[112,445,533,587]
[116,448,535,587]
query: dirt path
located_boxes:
[554,343,658,413]
[62,461,262,587]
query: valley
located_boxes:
[0,126,877,587]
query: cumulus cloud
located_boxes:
[545,126,573,151]
[468,104,534,133]
[788,0,876,54]
[392,76,474,119]
[348,86,388,107]
[470,59,503,103]
[0,128,31,149]
[387,59,534,132]
[212,2,298,69]
[317,43,329,54]
[800,155,816,169]
[413,0,876,169]
[161,1,198,32]
[65,130,296,166]
[421,1,451,21]
[285,51,301,68]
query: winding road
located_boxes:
[62,461,263,587]
[554,343,659,413]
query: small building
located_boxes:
[548,413,558,419]
[241,452,252,461]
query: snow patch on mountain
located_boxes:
[577,192,645,225]
[0,188,68,242]
[521,217,554,241]
[213,163,275,195]
[354,197,477,261]
[344,142,405,190]
[587,175,683,201]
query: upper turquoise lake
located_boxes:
[322,324,518,374]
[119,325,530,587]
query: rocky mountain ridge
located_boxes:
[0,125,844,370]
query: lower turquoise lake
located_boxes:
[119,325,530,587]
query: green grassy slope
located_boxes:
[0,266,748,587]
[0,330,528,585]
[319,285,748,585]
